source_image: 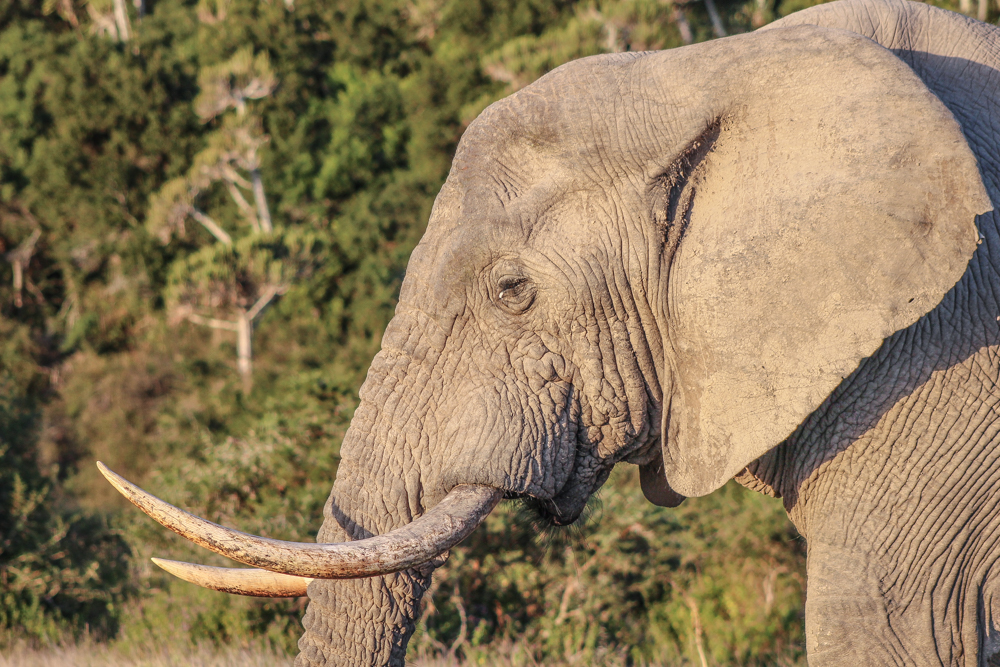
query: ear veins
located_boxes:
[648,121,721,254]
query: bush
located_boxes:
[0,372,133,643]
[412,468,806,666]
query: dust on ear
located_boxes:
[647,120,720,256]
[655,25,990,497]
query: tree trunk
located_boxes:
[237,309,252,391]
[706,0,728,36]
[11,259,23,308]
[673,5,694,45]
[112,0,131,41]
[250,169,273,233]
[751,0,767,28]
[605,21,620,53]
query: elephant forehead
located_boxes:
[423,136,647,257]
[445,54,651,206]
[435,223,525,276]
[431,50,721,238]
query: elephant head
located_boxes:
[101,12,992,666]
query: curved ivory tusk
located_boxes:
[97,462,501,579]
[152,558,312,597]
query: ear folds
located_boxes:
[657,26,992,496]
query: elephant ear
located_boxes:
[657,25,992,496]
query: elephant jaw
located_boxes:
[97,462,501,596]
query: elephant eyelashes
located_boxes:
[496,277,535,313]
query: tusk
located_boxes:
[98,462,501,579]
[152,558,312,597]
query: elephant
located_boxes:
[98,0,1000,664]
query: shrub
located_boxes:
[0,372,133,643]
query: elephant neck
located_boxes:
[742,297,1000,665]
[741,5,1000,663]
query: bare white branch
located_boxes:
[112,0,131,40]
[250,170,272,233]
[87,4,119,39]
[237,310,252,390]
[6,229,42,309]
[190,208,233,245]
[246,284,285,322]
[705,0,727,36]
[186,312,239,331]
[10,260,23,307]
[24,278,45,305]
[224,180,259,232]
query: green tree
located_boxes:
[0,332,132,643]
[148,46,287,388]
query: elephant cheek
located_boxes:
[434,378,579,500]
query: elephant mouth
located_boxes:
[97,462,502,597]
[518,496,585,527]
[513,475,600,527]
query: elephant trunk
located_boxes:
[295,351,460,667]
[293,526,433,667]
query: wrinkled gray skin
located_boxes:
[294,1,1000,665]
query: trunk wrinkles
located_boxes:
[296,340,446,667]
[295,417,444,667]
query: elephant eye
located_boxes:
[496,276,535,314]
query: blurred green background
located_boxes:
[0,0,993,664]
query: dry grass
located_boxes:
[0,641,638,667]
[0,637,766,667]
[0,638,292,667]
[0,640,508,667]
